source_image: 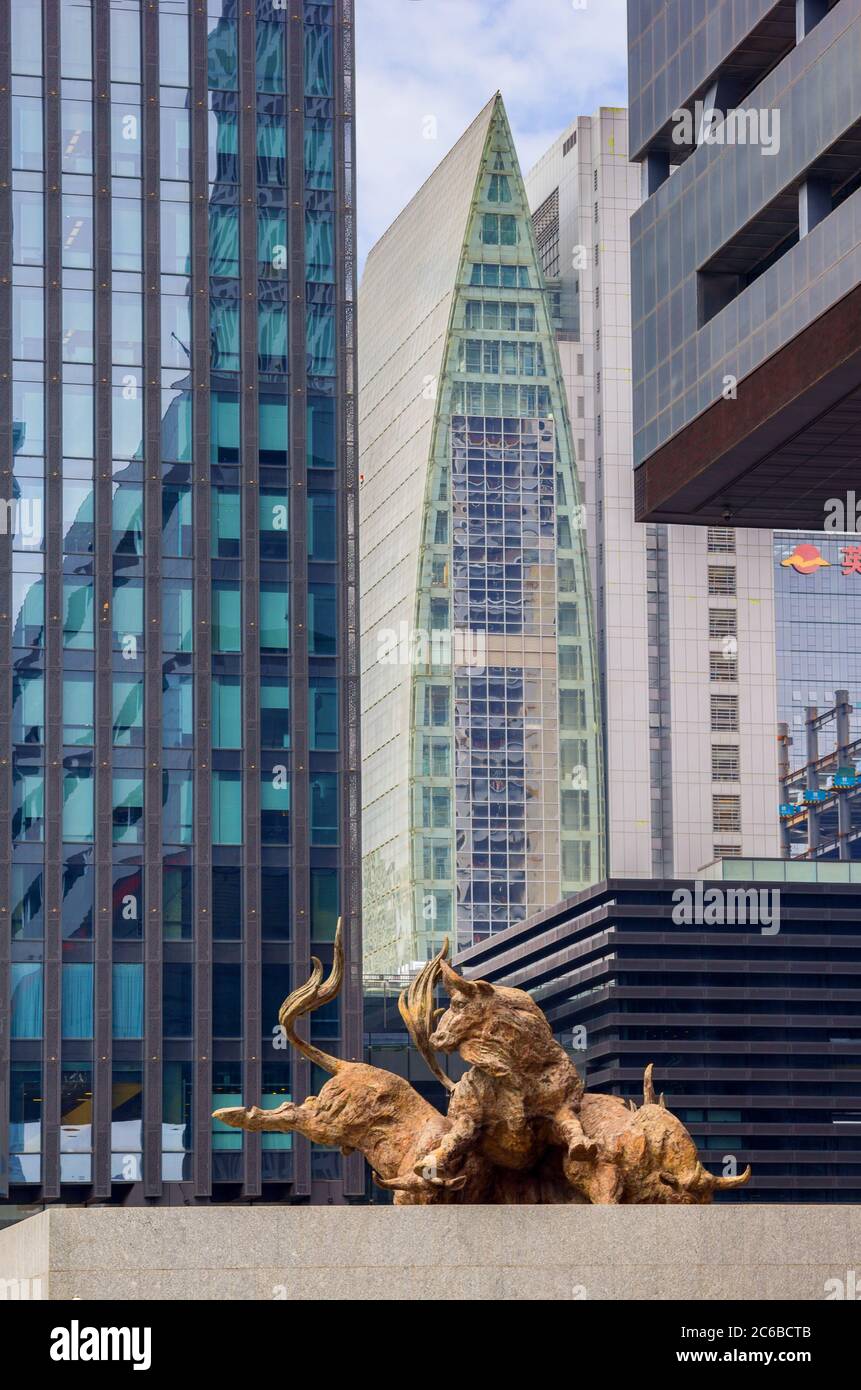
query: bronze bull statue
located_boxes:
[214,924,750,1204]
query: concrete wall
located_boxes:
[0,1206,858,1301]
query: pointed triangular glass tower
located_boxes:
[360,95,604,974]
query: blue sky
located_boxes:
[355,0,629,268]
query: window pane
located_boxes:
[113,774,143,843]
[113,677,143,746]
[213,581,241,652]
[164,862,193,941]
[213,865,241,940]
[259,490,288,559]
[261,771,290,844]
[13,670,44,745]
[111,3,141,83]
[260,585,288,650]
[11,862,43,939]
[309,677,337,750]
[260,679,290,749]
[208,17,237,90]
[256,20,285,92]
[61,0,92,79]
[308,583,336,654]
[212,487,240,557]
[213,675,241,748]
[62,859,93,940]
[63,578,94,648]
[162,581,193,651]
[12,0,42,76]
[12,963,43,1038]
[160,106,190,181]
[212,771,242,845]
[63,674,94,746]
[213,963,241,1037]
[112,963,144,1039]
[163,963,192,1037]
[162,771,193,845]
[209,205,239,276]
[61,99,93,174]
[307,492,336,560]
[160,11,189,86]
[261,866,289,940]
[304,25,332,97]
[310,771,338,846]
[13,768,44,841]
[305,209,334,283]
[304,118,333,191]
[12,189,44,266]
[162,673,193,748]
[310,868,338,942]
[63,767,94,842]
[306,303,335,376]
[162,484,192,557]
[62,963,93,1039]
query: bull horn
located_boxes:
[439,956,469,994]
[643,1062,657,1105]
[710,1165,752,1191]
[373,1170,467,1193]
[373,1172,423,1192]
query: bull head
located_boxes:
[613,1090,751,1204]
[429,960,495,1054]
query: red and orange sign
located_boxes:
[780,543,830,575]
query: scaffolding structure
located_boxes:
[779,690,861,859]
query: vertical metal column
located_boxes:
[239,1,261,1199]
[335,0,364,1197]
[92,0,113,1199]
[41,0,63,1205]
[141,0,163,1200]
[0,0,13,1200]
[287,8,310,1198]
[190,0,213,1204]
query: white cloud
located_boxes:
[356,0,628,268]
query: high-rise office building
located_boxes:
[629,0,861,529]
[359,95,603,974]
[457,868,861,1203]
[526,109,780,875]
[1,0,363,1211]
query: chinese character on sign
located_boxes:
[840,545,861,576]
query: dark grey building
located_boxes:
[456,870,861,1202]
[1,0,363,1209]
[629,0,861,528]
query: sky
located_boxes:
[355,0,629,270]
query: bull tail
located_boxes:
[278,918,345,1075]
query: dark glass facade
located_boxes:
[1,0,363,1208]
[629,0,861,527]
[457,877,861,1202]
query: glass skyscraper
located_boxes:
[359,96,603,975]
[1,0,363,1209]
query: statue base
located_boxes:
[1,1204,858,1300]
